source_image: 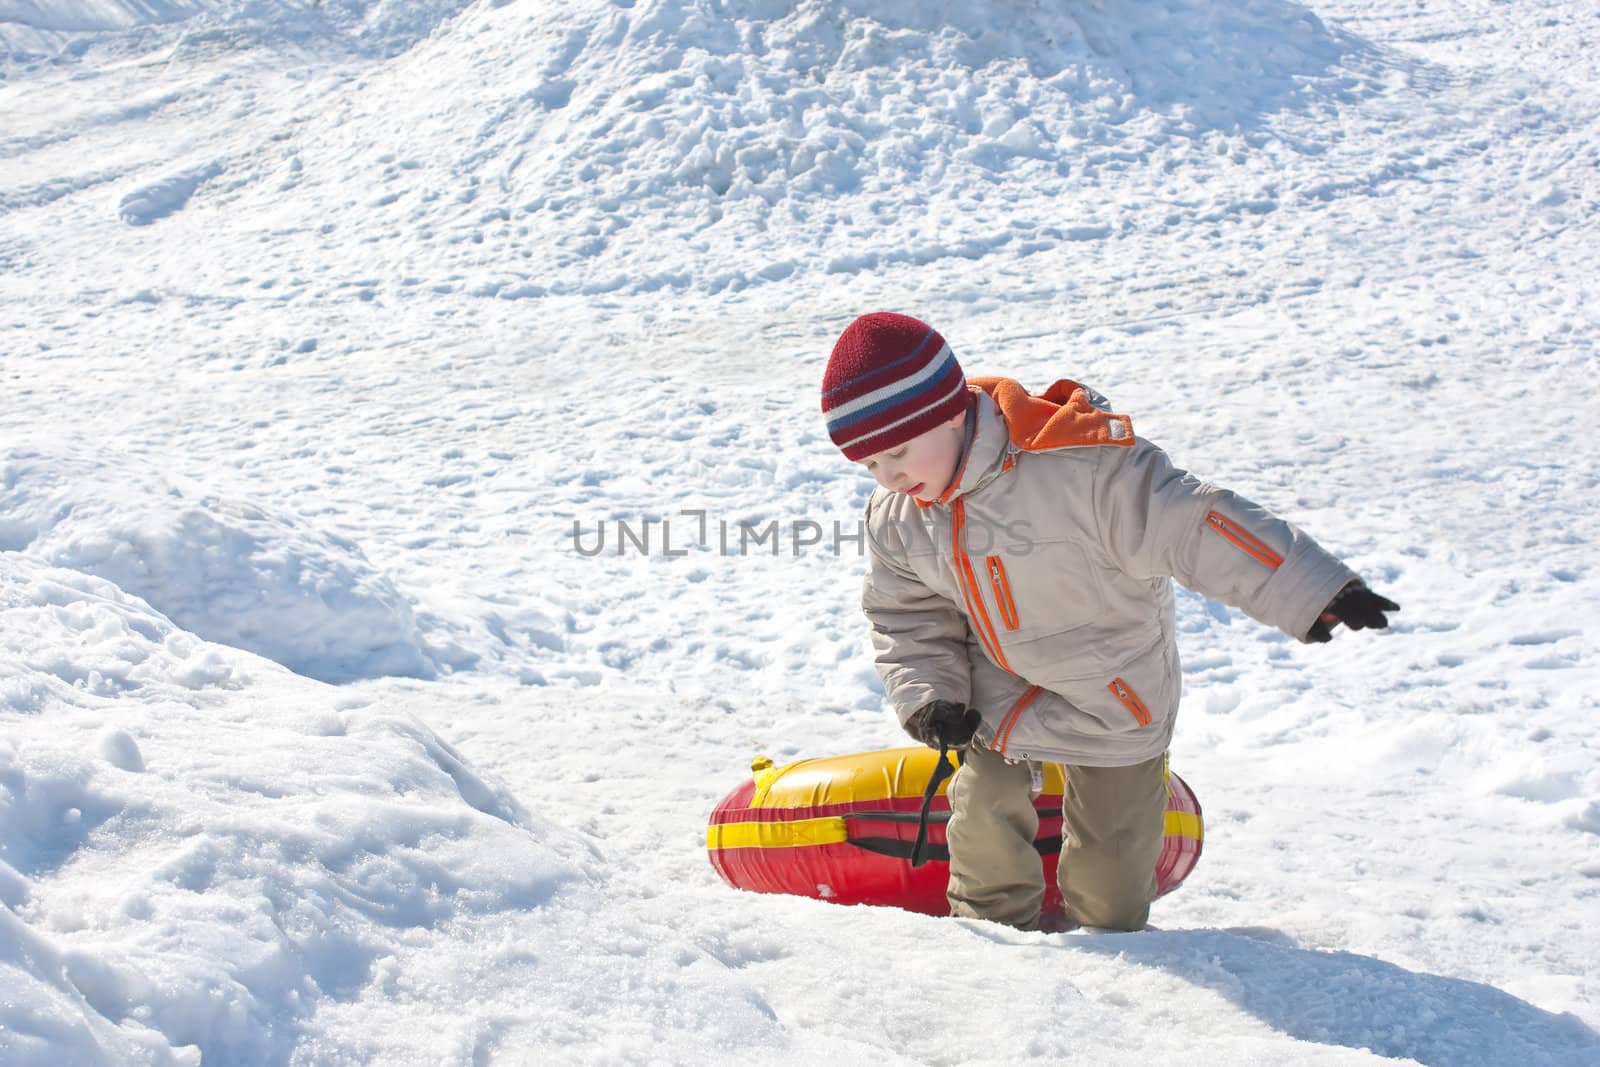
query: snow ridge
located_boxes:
[1,443,434,684]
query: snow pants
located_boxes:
[945,743,1168,931]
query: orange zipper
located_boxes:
[951,499,1011,671]
[993,686,1044,755]
[985,556,1021,631]
[1205,511,1283,570]
[1107,677,1153,727]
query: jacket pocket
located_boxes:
[1205,510,1283,570]
[1106,677,1153,727]
[990,685,1044,757]
[984,555,1021,632]
[974,642,1176,760]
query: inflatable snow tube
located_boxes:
[706,747,1202,918]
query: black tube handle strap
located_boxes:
[910,741,959,868]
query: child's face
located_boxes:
[858,410,968,503]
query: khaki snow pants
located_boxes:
[945,743,1168,931]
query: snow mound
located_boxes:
[0,556,239,708]
[0,560,614,1065]
[0,714,579,1064]
[284,0,1383,297]
[0,444,434,685]
[0,904,190,1066]
[0,559,808,1064]
[460,0,1369,204]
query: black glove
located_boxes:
[1307,583,1400,643]
[904,700,982,749]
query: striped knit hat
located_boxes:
[821,312,968,461]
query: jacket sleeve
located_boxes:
[1089,437,1360,641]
[861,496,973,725]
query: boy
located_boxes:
[822,312,1398,932]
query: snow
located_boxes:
[2,444,435,683]
[2,0,1599,1063]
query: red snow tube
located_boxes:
[706,747,1203,918]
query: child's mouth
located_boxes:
[906,483,925,496]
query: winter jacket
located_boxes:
[862,378,1359,767]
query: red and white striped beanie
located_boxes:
[821,312,968,461]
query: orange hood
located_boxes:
[970,377,1135,452]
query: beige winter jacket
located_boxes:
[862,378,1359,767]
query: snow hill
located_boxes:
[3,0,1599,1064]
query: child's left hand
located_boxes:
[1307,584,1400,642]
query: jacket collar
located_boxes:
[912,378,1134,511]
[918,387,1012,509]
